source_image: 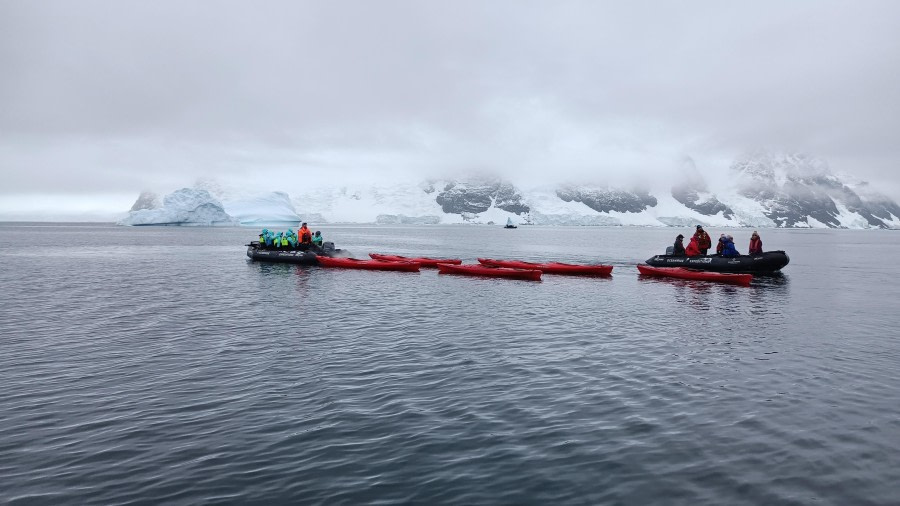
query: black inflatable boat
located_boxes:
[246,241,341,265]
[645,250,789,274]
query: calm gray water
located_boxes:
[1,223,899,505]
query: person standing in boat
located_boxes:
[672,234,686,256]
[721,235,740,257]
[748,231,763,255]
[693,225,712,255]
[298,222,313,245]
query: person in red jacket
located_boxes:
[693,225,712,255]
[716,234,726,255]
[685,235,702,257]
[748,231,763,255]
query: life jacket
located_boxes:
[312,234,323,246]
[299,227,312,243]
[749,238,762,255]
[695,231,711,251]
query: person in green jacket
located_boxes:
[312,231,324,246]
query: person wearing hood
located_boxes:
[748,231,763,255]
[721,235,740,257]
[672,234,686,256]
[693,225,712,255]
[716,233,726,255]
[312,231,324,246]
[685,235,702,257]
[263,230,274,247]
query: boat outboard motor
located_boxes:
[322,241,336,253]
[665,246,674,255]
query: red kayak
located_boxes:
[477,258,613,276]
[637,264,752,286]
[369,253,462,267]
[437,263,542,281]
[316,256,420,272]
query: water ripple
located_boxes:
[2,225,900,504]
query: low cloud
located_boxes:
[2,0,899,217]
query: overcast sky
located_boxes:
[2,0,900,218]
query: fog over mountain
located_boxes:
[2,1,900,221]
[116,151,900,229]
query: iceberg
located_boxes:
[118,188,237,226]
[222,191,300,225]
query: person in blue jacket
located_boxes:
[285,229,297,248]
[721,235,740,257]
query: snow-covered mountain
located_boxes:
[730,151,900,228]
[118,152,900,229]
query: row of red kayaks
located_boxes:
[316,253,756,285]
[317,254,613,280]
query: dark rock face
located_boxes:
[435,181,530,215]
[493,182,530,214]
[732,152,899,228]
[672,187,734,219]
[861,194,900,224]
[556,186,657,213]
[129,191,161,211]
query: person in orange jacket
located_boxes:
[298,222,312,244]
